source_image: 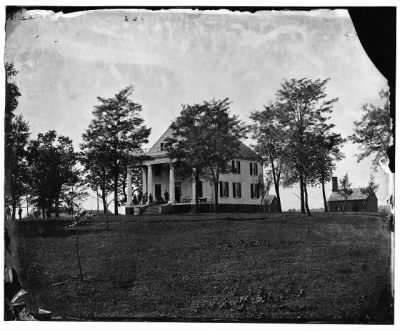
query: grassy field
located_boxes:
[8,213,392,323]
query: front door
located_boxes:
[155,184,162,202]
[175,182,181,203]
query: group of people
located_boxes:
[131,189,170,205]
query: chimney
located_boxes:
[332,177,338,192]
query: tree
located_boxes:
[309,126,345,212]
[349,89,391,168]
[27,131,78,218]
[81,86,151,215]
[80,150,113,214]
[275,78,339,215]
[167,98,247,212]
[6,115,31,219]
[366,174,379,194]
[250,104,287,212]
[5,63,21,138]
[339,173,353,214]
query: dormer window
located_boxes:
[160,143,165,152]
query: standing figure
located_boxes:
[148,193,153,204]
[164,189,169,203]
[138,191,143,205]
[18,207,22,220]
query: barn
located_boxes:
[328,177,378,212]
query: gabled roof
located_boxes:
[148,126,259,161]
[329,188,372,202]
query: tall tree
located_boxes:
[6,115,31,219]
[5,62,24,217]
[250,104,287,212]
[167,99,247,212]
[349,89,391,168]
[339,173,352,214]
[27,130,78,218]
[275,78,339,214]
[309,125,345,212]
[81,86,151,215]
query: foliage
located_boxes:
[81,86,151,215]
[339,173,352,214]
[5,63,21,136]
[27,130,79,217]
[274,78,341,214]
[167,98,247,212]
[250,104,288,212]
[349,89,391,167]
[366,174,379,195]
[6,115,31,218]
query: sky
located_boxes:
[4,8,390,211]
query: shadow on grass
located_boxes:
[16,225,115,238]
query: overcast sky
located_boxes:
[5,8,390,210]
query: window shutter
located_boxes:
[250,163,253,176]
[237,161,240,174]
[250,184,253,198]
[254,163,258,176]
[220,182,223,197]
[239,183,242,198]
[231,160,235,173]
[226,182,229,197]
[233,183,236,198]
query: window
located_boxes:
[231,160,241,174]
[250,183,260,199]
[219,181,229,198]
[250,162,258,176]
[160,143,165,151]
[232,182,242,198]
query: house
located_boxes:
[125,127,264,215]
[328,177,378,212]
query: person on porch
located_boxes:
[164,189,169,203]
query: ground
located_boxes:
[7,213,393,323]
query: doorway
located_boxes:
[155,184,162,202]
[175,182,181,203]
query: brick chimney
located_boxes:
[332,177,338,192]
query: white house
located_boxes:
[125,127,263,215]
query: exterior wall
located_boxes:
[217,159,262,205]
[329,198,378,212]
[143,158,262,205]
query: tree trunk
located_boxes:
[303,182,312,216]
[322,180,328,212]
[300,174,305,213]
[55,196,60,217]
[212,168,219,213]
[114,172,119,216]
[11,200,16,220]
[101,189,107,214]
[269,154,282,213]
[96,186,99,213]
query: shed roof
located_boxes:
[328,188,371,202]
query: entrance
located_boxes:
[175,182,181,203]
[155,184,162,202]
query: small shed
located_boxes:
[328,188,378,212]
[263,195,280,213]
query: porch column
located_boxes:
[147,164,153,204]
[127,169,132,206]
[192,179,196,203]
[142,166,147,194]
[169,164,175,203]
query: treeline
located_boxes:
[5,62,390,218]
[5,64,150,218]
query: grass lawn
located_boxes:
[9,213,392,323]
